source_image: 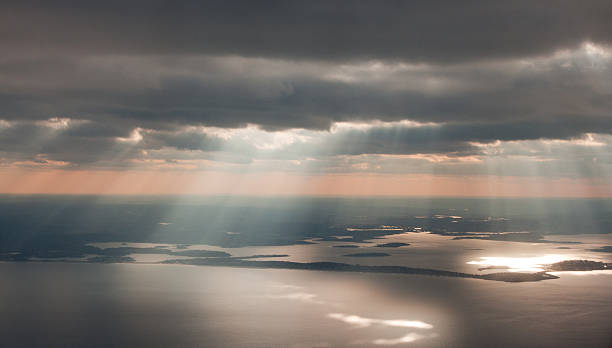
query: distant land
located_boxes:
[1,196,610,284]
[2,196,609,252]
[2,242,610,282]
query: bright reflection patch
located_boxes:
[327,313,433,329]
[327,313,435,345]
[373,333,427,345]
[468,254,571,272]
[268,292,326,304]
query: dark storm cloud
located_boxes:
[0,121,227,166]
[141,129,224,152]
[1,1,612,169]
[1,51,611,135]
[0,122,134,165]
[2,0,611,63]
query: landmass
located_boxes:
[477,265,511,271]
[0,245,230,261]
[4,248,610,283]
[375,242,410,248]
[162,258,562,283]
[86,256,135,263]
[96,246,231,258]
[545,260,610,271]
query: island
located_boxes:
[161,258,563,283]
[375,242,410,248]
[545,260,610,271]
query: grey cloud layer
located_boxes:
[3,1,611,62]
[1,1,611,174]
[1,49,611,134]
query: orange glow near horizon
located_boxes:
[0,169,610,197]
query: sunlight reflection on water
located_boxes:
[327,313,436,346]
[467,254,573,272]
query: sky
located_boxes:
[1,0,612,196]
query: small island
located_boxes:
[86,256,135,263]
[375,242,410,248]
[545,260,610,271]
